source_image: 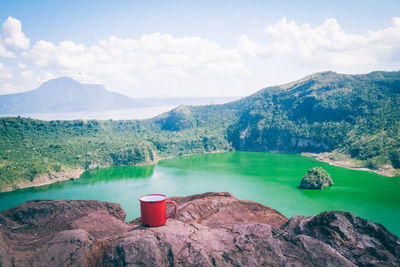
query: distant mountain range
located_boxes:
[0,77,239,115]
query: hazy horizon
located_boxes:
[0,0,399,98]
[0,75,245,98]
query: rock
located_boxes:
[283,211,400,266]
[0,199,127,236]
[168,192,288,228]
[299,167,334,189]
[0,199,126,266]
[1,192,399,266]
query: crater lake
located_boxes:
[1,152,399,236]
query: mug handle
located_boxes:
[166,200,178,219]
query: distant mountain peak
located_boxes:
[0,77,140,114]
[40,76,100,87]
[278,71,343,90]
[310,70,336,76]
[38,76,78,87]
[50,76,76,81]
[42,76,80,85]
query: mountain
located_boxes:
[0,71,399,191]
[0,77,240,117]
[155,70,400,170]
[224,71,400,169]
[0,77,142,113]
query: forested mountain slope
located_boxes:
[0,71,399,191]
[226,71,400,169]
[0,104,237,191]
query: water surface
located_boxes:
[0,152,399,236]
[0,106,176,121]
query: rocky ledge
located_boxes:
[0,192,399,266]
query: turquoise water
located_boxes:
[1,152,399,236]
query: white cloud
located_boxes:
[0,83,14,94]
[0,40,15,58]
[0,62,12,78]
[34,71,55,84]
[25,34,248,81]
[21,69,33,80]
[2,16,400,97]
[17,62,26,69]
[2,17,30,50]
[239,17,400,67]
[22,33,249,96]
[238,35,268,58]
[0,83,26,94]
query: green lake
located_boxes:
[1,152,399,236]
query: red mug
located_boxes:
[139,194,178,227]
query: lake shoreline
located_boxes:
[301,152,397,177]
[1,168,86,193]
[0,150,228,193]
[2,150,397,193]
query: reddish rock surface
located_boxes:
[0,192,399,266]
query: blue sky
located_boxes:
[0,0,399,97]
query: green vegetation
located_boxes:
[227,71,400,170]
[0,71,399,191]
[299,167,333,189]
[0,106,237,191]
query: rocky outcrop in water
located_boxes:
[0,192,399,266]
[299,167,334,189]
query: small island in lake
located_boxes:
[299,167,334,189]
